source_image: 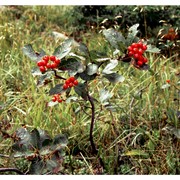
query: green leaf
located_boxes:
[99,89,113,104]
[12,128,33,152]
[87,63,98,75]
[102,59,118,74]
[50,134,68,152]
[126,24,139,45]
[103,28,126,50]
[146,44,160,53]
[38,129,52,147]
[22,44,46,62]
[53,38,73,59]
[74,83,88,100]
[103,73,125,83]
[78,42,89,56]
[37,72,53,87]
[78,68,97,81]
[60,58,85,75]
[31,67,41,76]
[28,159,45,175]
[123,150,149,158]
[30,128,41,150]
[49,84,64,96]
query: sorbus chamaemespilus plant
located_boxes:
[37,55,61,72]
[63,76,78,90]
[128,41,148,67]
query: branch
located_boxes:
[53,70,66,80]
[87,92,105,169]
[0,168,24,175]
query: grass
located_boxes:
[0,6,179,175]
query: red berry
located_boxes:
[52,96,57,102]
[54,59,61,64]
[142,57,148,63]
[138,42,143,48]
[69,76,75,83]
[137,61,143,66]
[138,49,143,54]
[65,79,71,85]
[128,46,133,51]
[39,66,46,72]
[128,51,133,56]
[134,53,139,59]
[131,43,138,48]
[37,61,43,66]
[63,84,69,90]
[73,80,78,86]
[166,79,170,83]
[51,62,58,69]
[46,63,52,69]
[142,44,147,50]
[58,99,63,103]
[50,55,56,61]
[133,48,138,53]
[69,82,74,88]
[43,55,49,62]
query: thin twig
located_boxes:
[53,69,66,80]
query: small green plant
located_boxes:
[15,23,160,173]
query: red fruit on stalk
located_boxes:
[73,80,78,86]
[69,76,75,83]
[63,84,69,90]
[55,59,61,64]
[39,66,46,72]
[50,55,56,61]
[137,61,143,66]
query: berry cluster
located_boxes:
[37,55,61,72]
[63,76,78,90]
[52,94,63,103]
[128,42,148,67]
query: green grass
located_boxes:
[0,6,179,175]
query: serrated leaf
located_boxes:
[126,24,139,45]
[60,58,85,75]
[103,73,125,83]
[123,150,149,157]
[53,39,73,59]
[161,84,171,89]
[99,89,113,104]
[22,44,45,62]
[103,28,126,50]
[74,83,88,100]
[37,72,53,87]
[146,44,160,53]
[78,69,97,81]
[102,59,118,74]
[49,84,64,96]
[87,63,98,75]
